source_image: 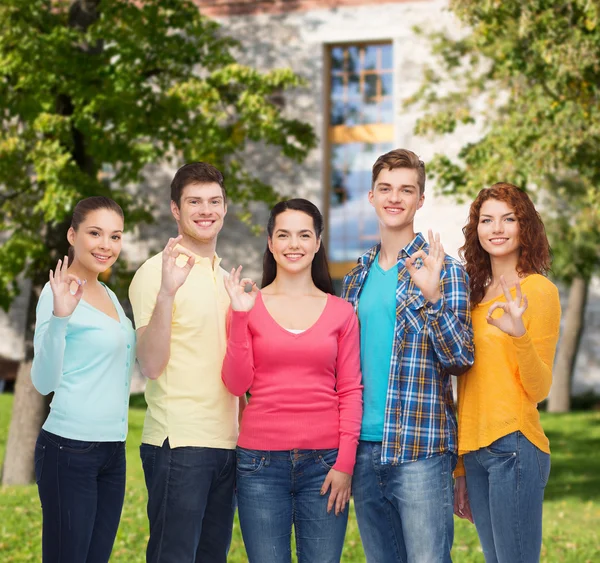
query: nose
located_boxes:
[99,236,111,249]
[492,221,504,234]
[288,236,300,249]
[389,188,402,203]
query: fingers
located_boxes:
[164,235,183,254]
[61,255,69,278]
[515,280,523,306]
[499,275,513,302]
[522,294,528,311]
[320,472,332,496]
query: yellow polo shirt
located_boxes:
[129,249,238,449]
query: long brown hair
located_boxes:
[459,183,551,306]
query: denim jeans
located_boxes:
[352,441,455,563]
[140,440,235,563]
[35,429,126,563]
[463,431,551,563]
[236,447,349,563]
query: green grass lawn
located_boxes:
[1,393,599,562]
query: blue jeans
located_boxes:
[236,447,349,563]
[35,429,126,563]
[353,441,455,563]
[464,431,551,563]
[140,440,235,563]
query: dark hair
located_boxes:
[371,148,426,195]
[68,196,124,265]
[170,162,226,207]
[459,182,551,306]
[261,198,334,295]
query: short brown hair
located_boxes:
[371,149,426,195]
[170,162,226,207]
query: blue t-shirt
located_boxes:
[358,253,397,441]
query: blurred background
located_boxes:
[1,0,599,561]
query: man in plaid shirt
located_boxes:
[342,149,474,562]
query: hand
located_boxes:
[224,265,259,312]
[159,236,195,297]
[486,276,528,337]
[321,468,352,516]
[454,476,474,523]
[48,256,85,318]
[405,229,444,303]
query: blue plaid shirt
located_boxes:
[342,233,474,464]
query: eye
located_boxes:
[301,233,311,239]
[189,199,199,205]
[402,188,412,194]
[480,219,491,224]
[505,217,516,222]
[277,233,287,238]
[90,230,100,236]
[211,200,220,205]
[112,235,121,241]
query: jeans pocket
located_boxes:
[535,448,551,487]
[34,443,45,484]
[317,448,339,470]
[236,448,266,476]
[60,438,97,454]
[484,432,518,457]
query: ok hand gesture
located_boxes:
[224,266,259,312]
[486,276,527,337]
[49,256,85,318]
[160,236,195,297]
[405,229,444,303]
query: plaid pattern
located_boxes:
[342,232,474,464]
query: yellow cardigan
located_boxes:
[455,274,561,477]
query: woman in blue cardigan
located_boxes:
[31,196,135,563]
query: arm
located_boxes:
[333,309,363,475]
[221,310,256,396]
[31,287,70,395]
[31,258,85,395]
[425,262,475,374]
[220,266,259,396]
[129,237,195,380]
[134,292,176,380]
[405,231,474,374]
[488,278,561,403]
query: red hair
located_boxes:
[459,183,551,306]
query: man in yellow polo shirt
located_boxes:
[129,162,240,563]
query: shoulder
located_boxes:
[131,252,163,284]
[523,274,559,301]
[327,294,356,318]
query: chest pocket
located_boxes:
[405,291,426,333]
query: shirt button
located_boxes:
[127,344,131,349]
[126,363,129,367]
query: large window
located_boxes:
[326,43,394,278]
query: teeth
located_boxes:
[196,221,213,226]
[93,254,109,260]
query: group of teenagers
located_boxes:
[31,148,561,563]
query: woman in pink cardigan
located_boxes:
[222,198,363,563]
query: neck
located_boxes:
[489,254,520,285]
[270,268,319,297]
[379,224,416,265]
[178,233,217,261]
[67,260,100,285]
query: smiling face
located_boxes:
[369,167,424,232]
[477,198,521,260]
[268,209,321,276]
[67,208,124,275]
[171,182,227,244]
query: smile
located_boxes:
[489,238,509,245]
[284,254,304,261]
[384,207,405,214]
[194,220,215,227]
[92,253,111,262]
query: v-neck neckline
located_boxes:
[81,283,122,325]
[258,292,330,338]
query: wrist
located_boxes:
[157,288,177,301]
[424,290,442,304]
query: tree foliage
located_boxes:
[0,0,316,309]
[406,0,600,282]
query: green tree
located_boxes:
[0,0,315,484]
[406,0,600,412]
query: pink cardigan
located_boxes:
[222,292,363,475]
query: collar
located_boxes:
[357,232,427,270]
[174,244,221,268]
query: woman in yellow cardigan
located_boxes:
[454,183,561,563]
